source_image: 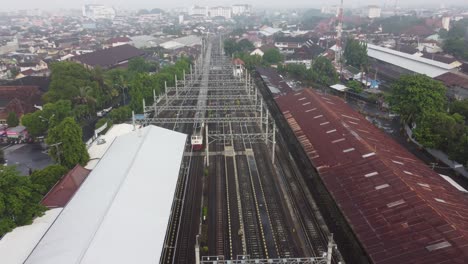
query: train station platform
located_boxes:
[19,125,187,264]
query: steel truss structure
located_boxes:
[134,37,278,166]
[201,256,329,264]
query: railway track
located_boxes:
[173,155,204,264]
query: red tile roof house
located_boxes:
[41,165,90,208]
[71,44,145,70]
[0,85,42,124]
[103,37,132,48]
[274,88,468,264]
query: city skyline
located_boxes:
[2,0,468,11]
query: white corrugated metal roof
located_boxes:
[85,123,135,170]
[24,125,187,264]
[330,84,348,91]
[367,43,453,78]
[160,35,201,50]
[0,208,63,264]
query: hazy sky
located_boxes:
[2,0,467,11]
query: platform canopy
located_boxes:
[24,125,187,264]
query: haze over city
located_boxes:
[0,1,468,264]
[2,0,468,10]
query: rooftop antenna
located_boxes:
[335,0,344,77]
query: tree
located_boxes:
[378,16,424,34]
[46,117,89,169]
[224,39,238,56]
[413,112,464,149]
[30,165,68,195]
[278,63,308,80]
[237,39,254,52]
[128,57,158,73]
[310,57,339,86]
[450,99,468,120]
[22,100,73,137]
[6,112,19,127]
[443,19,468,60]
[344,39,368,69]
[263,48,283,64]
[234,52,264,70]
[223,39,254,56]
[347,80,364,93]
[109,106,132,123]
[388,75,447,124]
[44,62,94,103]
[0,166,45,237]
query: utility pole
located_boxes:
[335,0,344,67]
[49,142,62,165]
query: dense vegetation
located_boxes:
[20,56,189,170]
[278,56,338,87]
[2,56,192,237]
[388,75,468,166]
[443,19,468,60]
[223,39,284,70]
[344,39,368,69]
[377,16,424,34]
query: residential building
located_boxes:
[0,85,42,124]
[208,6,232,19]
[442,16,451,31]
[232,4,252,16]
[71,44,145,69]
[274,37,309,53]
[190,6,208,17]
[82,5,116,20]
[104,37,132,48]
[18,60,48,73]
[321,5,339,16]
[367,5,381,18]
[0,37,18,55]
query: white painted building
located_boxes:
[321,5,339,16]
[208,6,232,19]
[368,5,381,18]
[442,16,450,31]
[232,4,251,16]
[82,5,116,20]
[0,37,18,55]
[190,5,208,16]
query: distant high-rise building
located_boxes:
[82,5,116,20]
[321,5,340,16]
[442,16,450,31]
[367,5,381,18]
[190,6,208,16]
[232,4,251,16]
[208,6,232,19]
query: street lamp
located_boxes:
[48,142,62,165]
[38,114,55,123]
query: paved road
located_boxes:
[3,143,53,175]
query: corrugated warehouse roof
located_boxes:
[275,88,468,264]
[160,35,202,50]
[24,125,187,264]
[86,123,135,170]
[256,67,293,95]
[367,43,454,78]
[72,44,144,68]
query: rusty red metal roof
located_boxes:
[41,165,90,208]
[436,72,468,89]
[275,88,468,263]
